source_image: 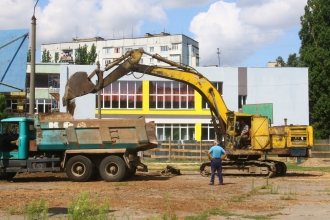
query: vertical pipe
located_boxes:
[297,157,301,164]
[169,136,171,161]
[200,138,202,162]
[97,62,101,119]
[29,15,36,115]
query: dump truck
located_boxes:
[62,48,313,178]
[0,112,157,181]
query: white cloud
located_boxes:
[190,0,307,66]
[159,0,215,9]
[0,0,167,47]
[0,0,34,30]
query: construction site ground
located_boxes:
[0,160,330,220]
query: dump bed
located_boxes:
[34,113,158,152]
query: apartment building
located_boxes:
[41,32,199,67]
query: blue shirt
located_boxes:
[209,145,226,158]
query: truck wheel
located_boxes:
[66,156,93,182]
[99,156,127,182]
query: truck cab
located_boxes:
[0,117,35,160]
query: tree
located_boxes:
[88,44,97,65]
[42,49,52,62]
[286,53,302,67]
[275,53,302,67]
[54,52,60,63]
[299,0,330,138]
[0,94,9,120]
[275,56,285,67]
[75,44,88,65]
[75,44,97,65]
[27,47,31,62]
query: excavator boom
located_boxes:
[63,48,229,141]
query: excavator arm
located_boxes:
[62,49,230,142]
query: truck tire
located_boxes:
[66,155,94,182]
[99,156,127,182]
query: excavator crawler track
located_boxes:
[200,160,280,178]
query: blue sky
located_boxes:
[0,0,306,67]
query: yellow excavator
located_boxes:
[63,48,313,178]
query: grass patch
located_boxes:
[161,192,178,220]
[279,195,295,200]
[185,207,280,220]
[143,160,204,171]
[285,163,330,172]
[269,184,280,194]
[67,191,110,220]
[21,198,49,220]
[147,192,178,220]
[114,182,129,187]
[320,187,330,195]
[228,179,260,202]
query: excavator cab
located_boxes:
[226,112,272,151]
[225,112,254,150]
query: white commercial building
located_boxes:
[41,32,199,67]
[58,64,309,141]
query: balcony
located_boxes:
[61,56,73,62]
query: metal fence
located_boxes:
[312,139,330,158]
[143,140,213,161]
[142,139,330,161]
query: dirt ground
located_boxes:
[0,169,330,220]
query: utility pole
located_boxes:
[217,48,220,67]
[97,51,101,119]
[29,0,39,115]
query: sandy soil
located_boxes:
[299,158,330,167]
[0,169,330,219]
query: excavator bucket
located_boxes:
[62,71,96,107]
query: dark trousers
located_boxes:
[210,158,223,184]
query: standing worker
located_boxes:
[208,140,227,185]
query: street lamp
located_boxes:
[29,0,40,115]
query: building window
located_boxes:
[105,59,112,65]
[139,58,143,64]
[149,81,194,109]
[150,58,154,64]
[238,95,247,109]
[156,124,195,141]
[172,43,179,50]
[104,47,111,54]
[170,55,180,63]
[36,99,52,113]
[202,82,223,109]
[114,48,121,53]
[161,46,168,52]
[99,81,142,109]
[149,47,154,53]
[201,124,215,140]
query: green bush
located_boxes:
[21,198,49,220]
